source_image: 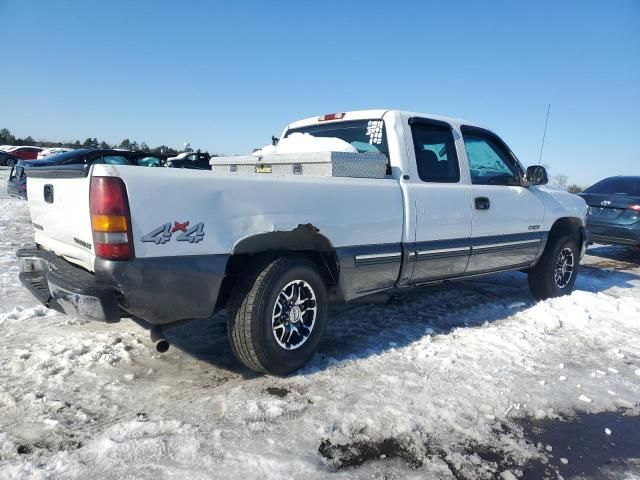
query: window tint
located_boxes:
[463,133,519,186]
[100,155,131,165]
[410,122,460,183]
[136,156,162,167]
[585,177,640,196]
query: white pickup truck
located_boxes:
[17,110,588,375]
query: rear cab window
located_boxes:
[284,119,391,173]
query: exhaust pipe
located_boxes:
[150,326,170,353]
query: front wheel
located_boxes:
[528,234,580,300]
[228,256,328,375]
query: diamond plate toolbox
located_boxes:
[210,152,388,179]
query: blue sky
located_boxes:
[1,0,638,186]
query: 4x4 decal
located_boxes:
[141,221,205,245]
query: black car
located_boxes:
[167,151,211,169]
[0,150,20,167]
[579,176,640,248]
[7,149,166,200]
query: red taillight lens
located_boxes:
[627,204,640,212]
[90,177,134,260]
[91,177,128,215]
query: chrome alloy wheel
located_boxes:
[554,247,575,289]
[271,280,317,350]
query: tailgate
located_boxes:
[26,165,95,271]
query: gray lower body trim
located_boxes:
[466,231,546,273]
[409,231,548,284]
[335,232,549,300]
[409,238,471,284]
[17,248,229,325]
[336,243,402,301]
[95,254,229,325]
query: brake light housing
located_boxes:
[627,204,640,212]
[318,112,345,122]
[90,176,134,260]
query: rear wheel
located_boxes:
[228,256,328,375]
[528,234,580,299]
[5,158,15,168]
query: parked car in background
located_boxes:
[5,146,43,160]
[37,147,74,159]
[579,176,640,248]
[167,150,211,169]
[0,150,20,167]
[7,148,166,200]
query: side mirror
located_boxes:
[524,165,548,186]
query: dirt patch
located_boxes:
[318,437,424,470]
[265,387,290,398]
[318,434,532,478]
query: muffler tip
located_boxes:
[150,326,170,353]
[154,339,170,353]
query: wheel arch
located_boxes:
[547,216,586,256]
[215,225,339,311]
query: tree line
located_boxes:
[0,127,180,156]
[1,126,586,192]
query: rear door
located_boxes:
[407,118,473,283]
[461,126,545,273]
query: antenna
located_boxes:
[538,103,551,165]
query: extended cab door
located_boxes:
[460,126,546,273]
[406,118,473,283]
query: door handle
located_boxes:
[475,196,490,210]
[43,184,54,204]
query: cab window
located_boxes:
[410,120,460,183]
[461,129,521,186]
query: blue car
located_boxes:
[579,176,640,248]
[7,149,166,200]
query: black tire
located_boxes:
[5,158,15,168]
[228,256,328,375]
[528,234,580,300]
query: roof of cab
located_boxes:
[285,109,484,131]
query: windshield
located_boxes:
[285,119,388,156]
[585,177,640,196]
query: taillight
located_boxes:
[318,112,345,121]
[627,205,640,212]
[90,176,134,260]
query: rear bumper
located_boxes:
[17,248,229,325]
[588,223,640,246]
[17,248,121,322]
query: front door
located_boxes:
[408,118,473,283]
[460,126,546,273]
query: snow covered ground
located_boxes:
[0,166,638,479]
